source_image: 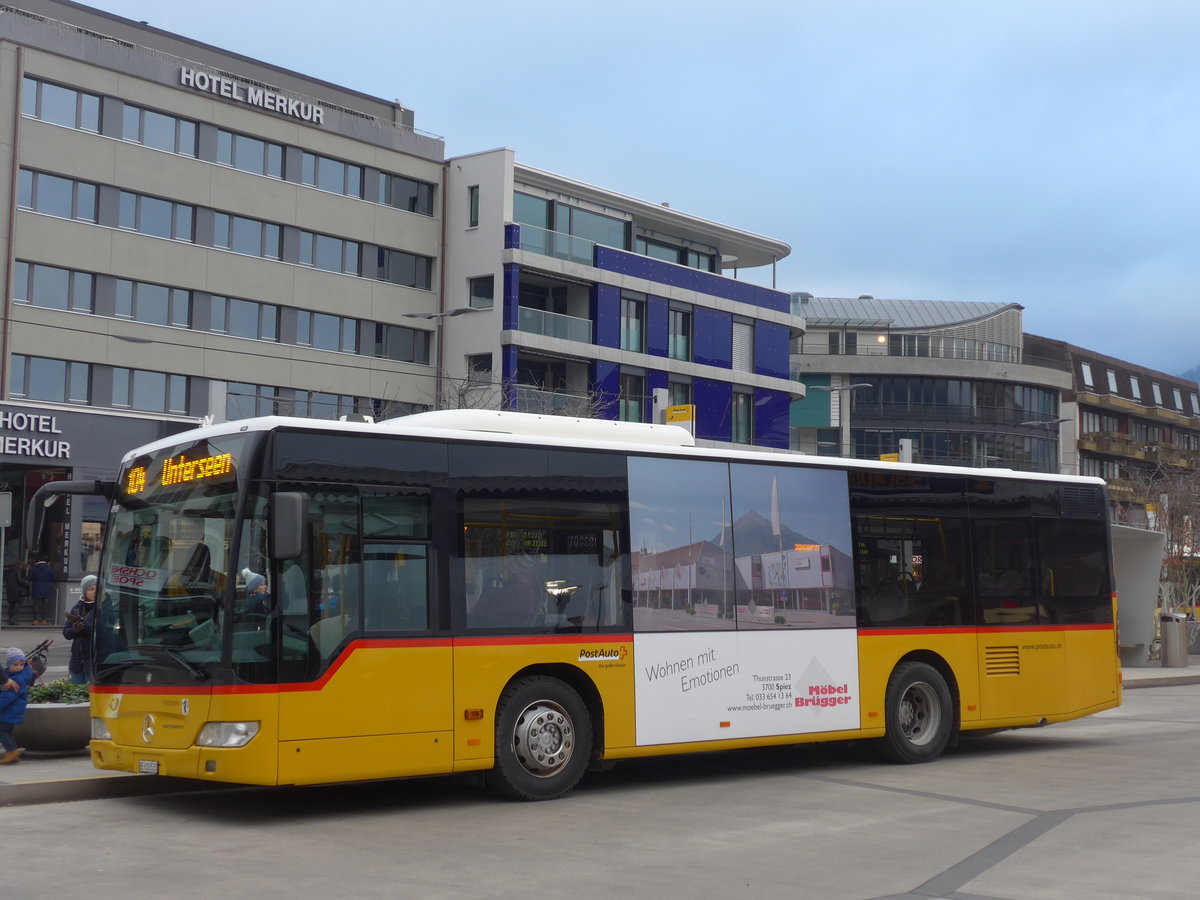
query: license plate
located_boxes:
[138,759,159,775]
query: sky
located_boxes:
[81,0,1200,377]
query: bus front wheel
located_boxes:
[486,676,593,801]
[878,661,953,763]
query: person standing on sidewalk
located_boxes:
[28,558,56,626]
[0,647,33,764]
[4,560,29,625]
[63,575,97,684]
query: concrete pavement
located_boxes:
[1,624,1197,807]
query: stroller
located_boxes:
[23,638,51,683]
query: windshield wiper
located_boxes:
[135,644,211,681]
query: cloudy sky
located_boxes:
[84,0,1200,376]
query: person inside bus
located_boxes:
[472,565,545,628]
[238,571,271,622]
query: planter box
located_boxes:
[13,702,90,752]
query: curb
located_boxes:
[1124,673,1200,689]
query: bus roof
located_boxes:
[123,411,1106,488]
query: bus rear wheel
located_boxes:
[486,676,593,801]
[878,661,953,764]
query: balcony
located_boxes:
[511,384,611,417]
[517,306,592,344]
[516,224,595,266]
[854,402,1068,429]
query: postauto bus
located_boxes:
[37,410,1120,800]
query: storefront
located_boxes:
[0,403,192,625]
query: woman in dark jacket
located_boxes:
[63,575,97,684]
[29,559,55,626]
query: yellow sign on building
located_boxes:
[666,404,695,423]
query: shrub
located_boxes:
[28,678,90,704]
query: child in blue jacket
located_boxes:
[0,647,33,764]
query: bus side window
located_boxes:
[363,543,428,631]
[1036,519,1111,624]
[973,519,1038,624]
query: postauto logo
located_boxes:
[578,645,629,663]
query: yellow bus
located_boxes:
[44,410,1120,800]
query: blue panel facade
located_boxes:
[504,223,520,250]
[755,389,791,449]
[593,245,788,312]
[695,378,732,443]
[791,375,831,427]
[755,321,790,380]
[502,263,521,331]
[593,283,621,349]
[592,361,620,420]
[500,345,519,409]
[646,295,669,358]
[693,307,732,368]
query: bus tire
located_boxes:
[486,676,593,801]
[878,661,953,764]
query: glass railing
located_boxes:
[517,306,592,343]
[516,224,595,266]
[512,385,607,416]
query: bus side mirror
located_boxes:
[271,492,307,561]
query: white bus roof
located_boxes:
[123,411,1107,488]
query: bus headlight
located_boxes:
[196,722,260,748]
[91,718,112,740]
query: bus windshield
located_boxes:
[95,433,254,682]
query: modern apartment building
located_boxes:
[442,149,799,447]
[789,295,1074,473]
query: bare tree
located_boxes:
[1124,454,1200,615]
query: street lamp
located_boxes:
[402,306,485,409]
[1019,417,1070,427]
[805,382,873,457]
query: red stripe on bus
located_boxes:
[862,623,1115,637]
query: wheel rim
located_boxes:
[897,681,941,747]
[510,699,575,778]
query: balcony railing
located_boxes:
[516,224,595,266]
[511,385,612,417]
[793,342,1070,372]
[517,306,592,343]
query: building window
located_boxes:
[828,332,840,355]
[667,378,691,407]
[299,231,360,274]
[378,174,435,215]
[301,152,363,197]
[123,104,199,156]
[215,213,282,259]
[115,279,191,327]
[732,319,754,373]
[1081,363,1094,388]
[12,261,93,313]
[19,170,97,222]
[619,372,645,422]
[210,296,279,341]
[375,324,431,364]
[295,311,358,352]
[620,294,645,353]
[469,276,494,309]
[668,304,692,361]
[1192,394,1200,416]
[291,390,360,420]
[1106,370,1118,393]
[468,185,479,228]
[377,249,433,290]
[467,353,492,384]
[732,389,753,444]
[21,77,100,131]
[113,367,188,414]
[216,129,284,178]
[1173,388,1184,410]
[1130,376,1141,400]
[118,191,193,240]
[10,355,90,405]
[1152,382,1163,405]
